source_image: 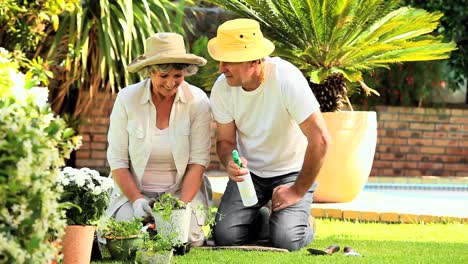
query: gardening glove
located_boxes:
[132,198,153,221]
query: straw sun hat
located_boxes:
[127,32,207,73]
[208,18,275,62]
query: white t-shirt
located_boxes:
[210,57,320,177]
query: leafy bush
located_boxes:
[406,0,467,87]
[101,218,144,238]
[185,36,220,92]
[353,61,451,107]
[0,0,79,54]
[0,48,81,263]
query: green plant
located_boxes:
[45,0,195,118]
[208,0,457,112]
[135,233,174,264]
[0,48,81,264]
[139,233,174,252]
[198,205,222,239]
[406,0,467,88]
[101,218,144,238]
[185,36,220,92]
[0,0,79,55]
[153,193,188,221]
[354,60,450,108]
[56,167,114,225]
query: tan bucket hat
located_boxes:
[127,32,207,73]
[208,18,275,62]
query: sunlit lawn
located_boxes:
[94,218,468,263]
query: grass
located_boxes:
[94,218,468,263]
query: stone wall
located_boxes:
[75,93,467,177]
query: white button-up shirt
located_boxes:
[106,78,212,218]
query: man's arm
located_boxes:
[216,121,249,182]
[272,112,330,211]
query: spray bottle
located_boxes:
[232,150,258,207]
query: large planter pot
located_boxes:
[105,235,142,260]
[136,250,173,264]
[314,111,377,203]
[153,203,192,244]
[62,225,96,264]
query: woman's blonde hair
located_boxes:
[138,63,199,78]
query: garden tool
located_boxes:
[307,244,340,255]
[344,246,362,257]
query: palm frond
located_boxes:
[208,0,456,111]
[47,0,192,117]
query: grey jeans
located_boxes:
[213,171,315,251]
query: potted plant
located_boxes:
[152,193,192,247]
[207,0,456,202]
[100,217,144,260]
[135,233,174,264]
[56,167,113,263]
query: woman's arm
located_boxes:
[179,164,205,203]
[112,168,144,203]
[179,90,212,203]
[107,95,143,202]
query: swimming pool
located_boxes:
[364,183,468,201]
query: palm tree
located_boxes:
[208,0,457,111]
[44,0,192,117]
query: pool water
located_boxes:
[364,183,468,201]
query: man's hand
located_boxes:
[227,156,249,182]
[271,184,303,211]
[132,198,153,220]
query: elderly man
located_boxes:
[208,18,330,251]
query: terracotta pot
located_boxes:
[314,111,377,203]
[62,225,96,264]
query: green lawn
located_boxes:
[95,219,468,263]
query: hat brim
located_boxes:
[127,54,207,73]
[207,37,275,62]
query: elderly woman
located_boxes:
[105,32,212,246]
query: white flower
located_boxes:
[61,177,70,186]
[63,166,75,173]
[87,181,95,190]
[75,176,86,187]
[90,169,100,179]
[92,186,102,196]
[11,72,27,103]
[29,87,49,107]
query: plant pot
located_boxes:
[314,111,377,203]
[105,235,142,260]
[136,250,173,264]
[153,203,192,244]
[62,225,96,264]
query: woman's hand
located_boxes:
[132,198,154,221]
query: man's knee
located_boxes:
[270,225,314,251]
[213,221,243,246]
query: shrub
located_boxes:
[0,48,81,263]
